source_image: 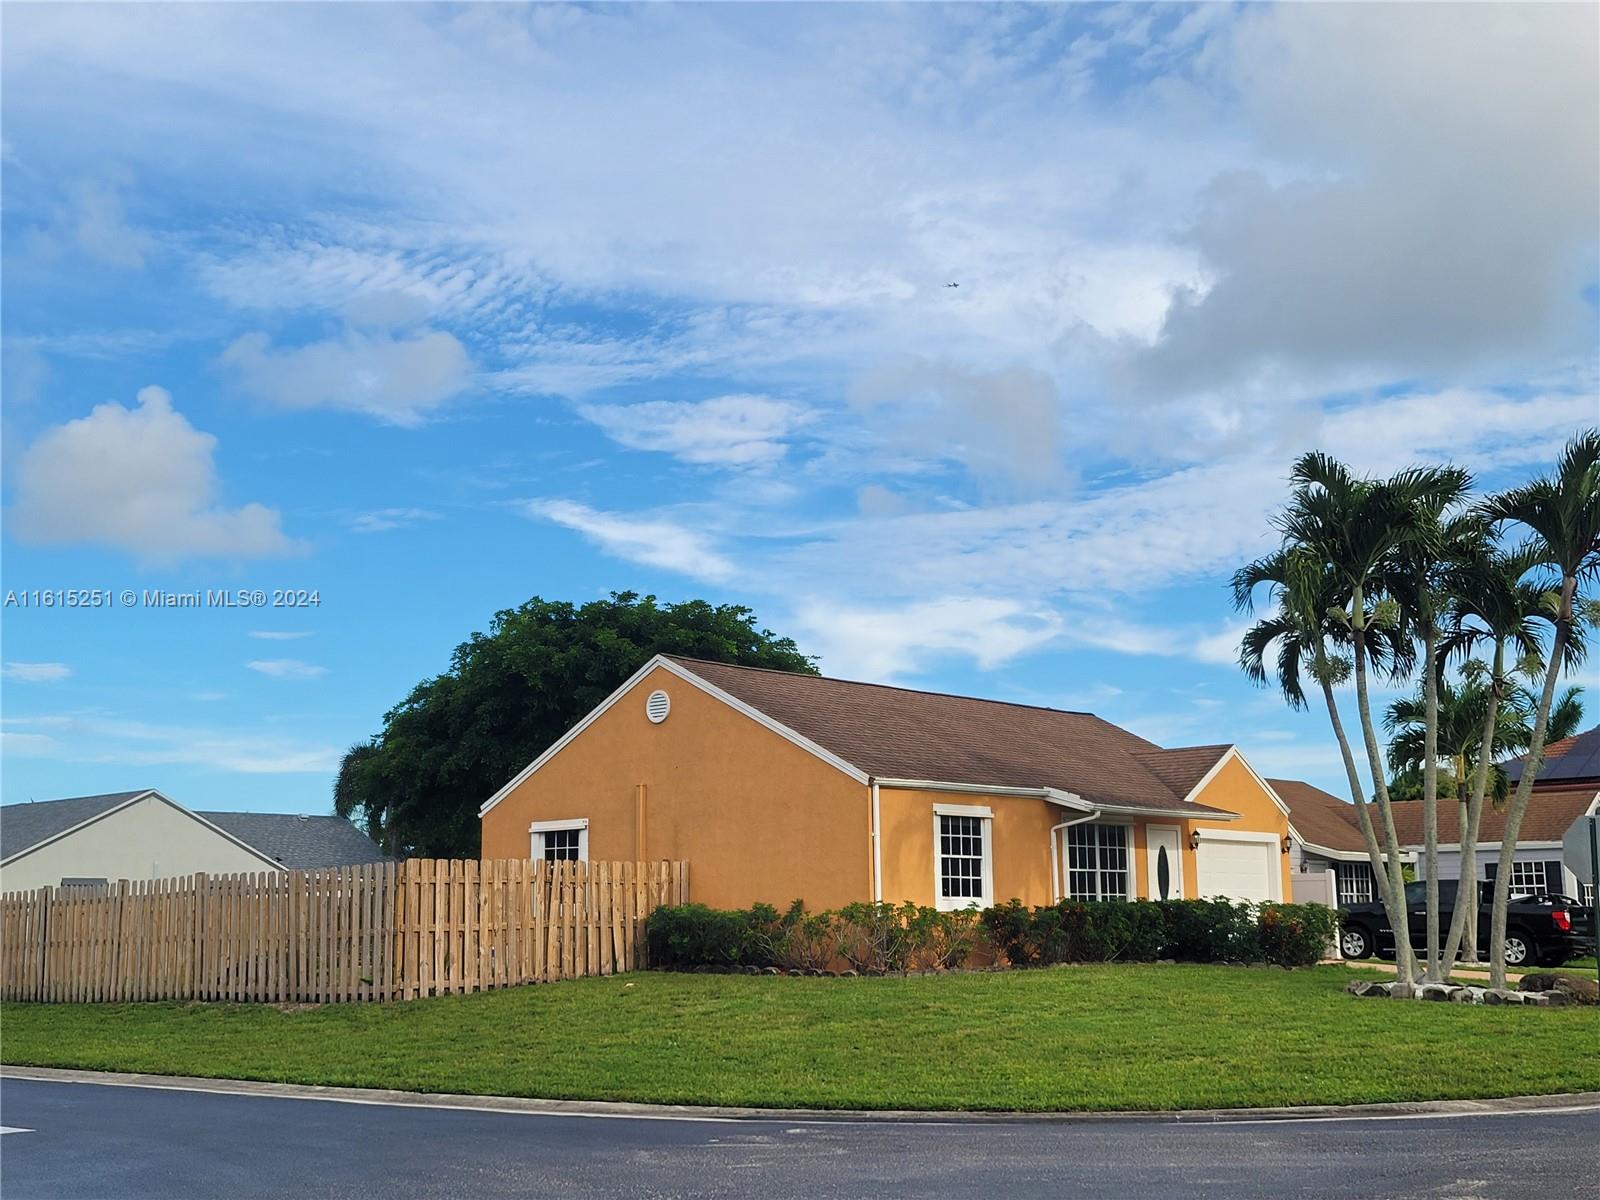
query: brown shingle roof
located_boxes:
[1387,786,1599,845]
[668,657,1236,818]
[1274,775,1599,850]
[1271,779,1369,854]
[1132,745,1232,800]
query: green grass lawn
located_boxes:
[3,965,1596,1112]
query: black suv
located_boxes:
[1339,879,1595,968]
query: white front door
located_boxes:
[1147,825,1183,901]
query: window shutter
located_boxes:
[1545,860,1564,897]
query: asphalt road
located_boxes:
[2,1077,1596,1200]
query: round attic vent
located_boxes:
[645,689,671,724]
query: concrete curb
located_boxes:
[5,1065,1598,1126]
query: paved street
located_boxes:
[2,1076,1596,1200]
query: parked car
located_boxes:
[1339,880,1596,968]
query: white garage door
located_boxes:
[1195,838,1277,902]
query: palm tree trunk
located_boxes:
[1421,620,1441,981]
[1318,675,1395,911]
[1351,612,1419,991]
[1440,641,1505,970]
[1489,578,1575,990]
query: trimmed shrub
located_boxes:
[774,902,839,972]
[646,903,785,968]
[1254,902,1340,967]
[1157,899,1259,962]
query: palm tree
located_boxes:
[1233,544,1411,921]
[1428,544,1551,967]
[1481,429,1599,990]
[1273,453,1469,991]
[1384,672,1534,807]
[1386,475,1474,979]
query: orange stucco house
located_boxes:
[480,655,1293,911]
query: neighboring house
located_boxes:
[480,655,1293,911]
[1277,777,1599,905]
[0,789,387,892]
[1273,779,1408,906]
[1504,724,1600,792]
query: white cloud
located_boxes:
[220,327,471,426]
[793,596,1062,681]
[2,714,339,774]
[524,499,735,582]
[25,180,153,269]
[245,659,328,680]
[1128,3,1599,396]
[1191,623,1248,667]
[576,394,809,467]
[8,386,301,563]
[2,662,72,682]
[349,507,441,534]
[850,359,1064,487]
[247,631,312,641]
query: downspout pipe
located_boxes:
[1049,811,1101,903]
[870,779,883,903]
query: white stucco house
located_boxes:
[0,789,387,893]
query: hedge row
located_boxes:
[982,898,1338,968]
[646,897,1338,973]
[646,900,983,975]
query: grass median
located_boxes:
[4,964,1596,1112]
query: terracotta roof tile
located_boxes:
[668,657,1236,817]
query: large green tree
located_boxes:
[335,592,817,857]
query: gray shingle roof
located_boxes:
[1,791,153,861]
[2,791,386,870]
[195,812,388,868]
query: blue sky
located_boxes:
[2,3,1596,814]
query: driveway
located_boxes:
[2,1075,1595,1200]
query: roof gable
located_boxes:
[0,791,154,861]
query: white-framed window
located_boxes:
[1065,822,1130,901]
[1507,859,1549,896]
[1336,861,1374,905]
[1584,883,1596,907]
[934,804,993,910]
[530,818,589,863]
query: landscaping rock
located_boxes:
[1518,972,1599,1005]
[840,969,858,977]
[787,968,803,977]
[762,966,780,976]
[1447,987,1477,1004]
[1544,990,1572,1007]
[1344,980,1368,995]
[1354,981,1393,998]
[1521,991,1550,1006]
[1483,988,1523,1005]
[1417,983,1453,1002]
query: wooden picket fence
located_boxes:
[0,858,688,1004]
